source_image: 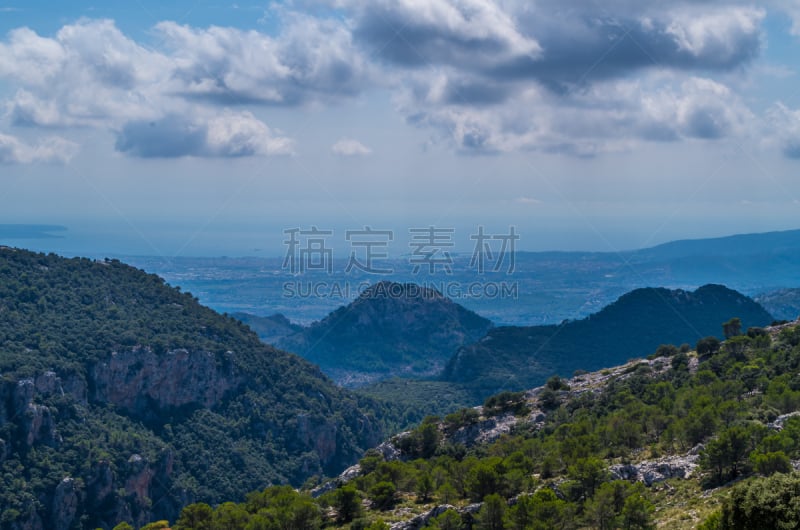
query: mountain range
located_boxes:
[443,284,774,398]
[238,279,774,404]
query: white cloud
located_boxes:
[0,17,362,158]
[331,138,371,156]
[397,71,753,155]
[664,7,765,63]
[0,1,794,160]
[115,111,293,158]
[0,20,170,128]
[514,196,542,205]
[155,14,369,105]
[0,133,78,164]
[347,0,542,69]
[766,103,800,159]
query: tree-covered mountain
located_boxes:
[0,247,391,529]
[277,282,493,387]
[161,319,800,530]
[442,284,774,398]
[231,312,303,344]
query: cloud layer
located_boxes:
[0,1,798,162]
[0,133,77,164]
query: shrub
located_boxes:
[721,472,800,529]
[697,336,722,355]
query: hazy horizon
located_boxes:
[1,1,799,260]
[2,221,800,259]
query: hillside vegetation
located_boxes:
[443,284,774,399]
[277,282,492,387]
[0,248,394,529]
[162,320,800,529]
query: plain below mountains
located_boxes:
[0,248,393,530]
[273,281,493,387]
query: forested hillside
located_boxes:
[443,284,773,398]
[0,248,391,529]
[164,320,800,529]
[277,282,492,387]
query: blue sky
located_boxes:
[0,0,799,257]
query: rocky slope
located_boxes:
[755,287,800,322]
[0,248,387,529]
[277,281,493,386]
[442,284,773,398]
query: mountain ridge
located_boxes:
[442,283,774,397]
[276,281,493,387]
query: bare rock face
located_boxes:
[609,453,700,486]
[390,503,482,530]
[296,414,339,463]
[450,412,519,448]
[51,478,79,530]
[126,455,154,508]
[5,379,61,447]
[91,347,243,420]
[22,404,59,446]
[390,504,458,530]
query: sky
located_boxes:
[0,0,799,258]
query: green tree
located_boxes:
[751,451,792,476]
[468,461,503,501]
[723,318,742,339]
[428,509,463,530]
[437,482,458,504]
[567,457,607,500]
[369,481,397,511]
[697,336,722,355]
[701,426,754,485]
[334,484,362,523]
[417,472,434,502]
[141,522,170,530]
[417,421,442,458]
[174,503,214,530]
[212,502,250,529]
[475,494,506,530]
[721,472,800,529]
[508,489,567,530]
[585,484,619,530]
[620,492,654,530]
